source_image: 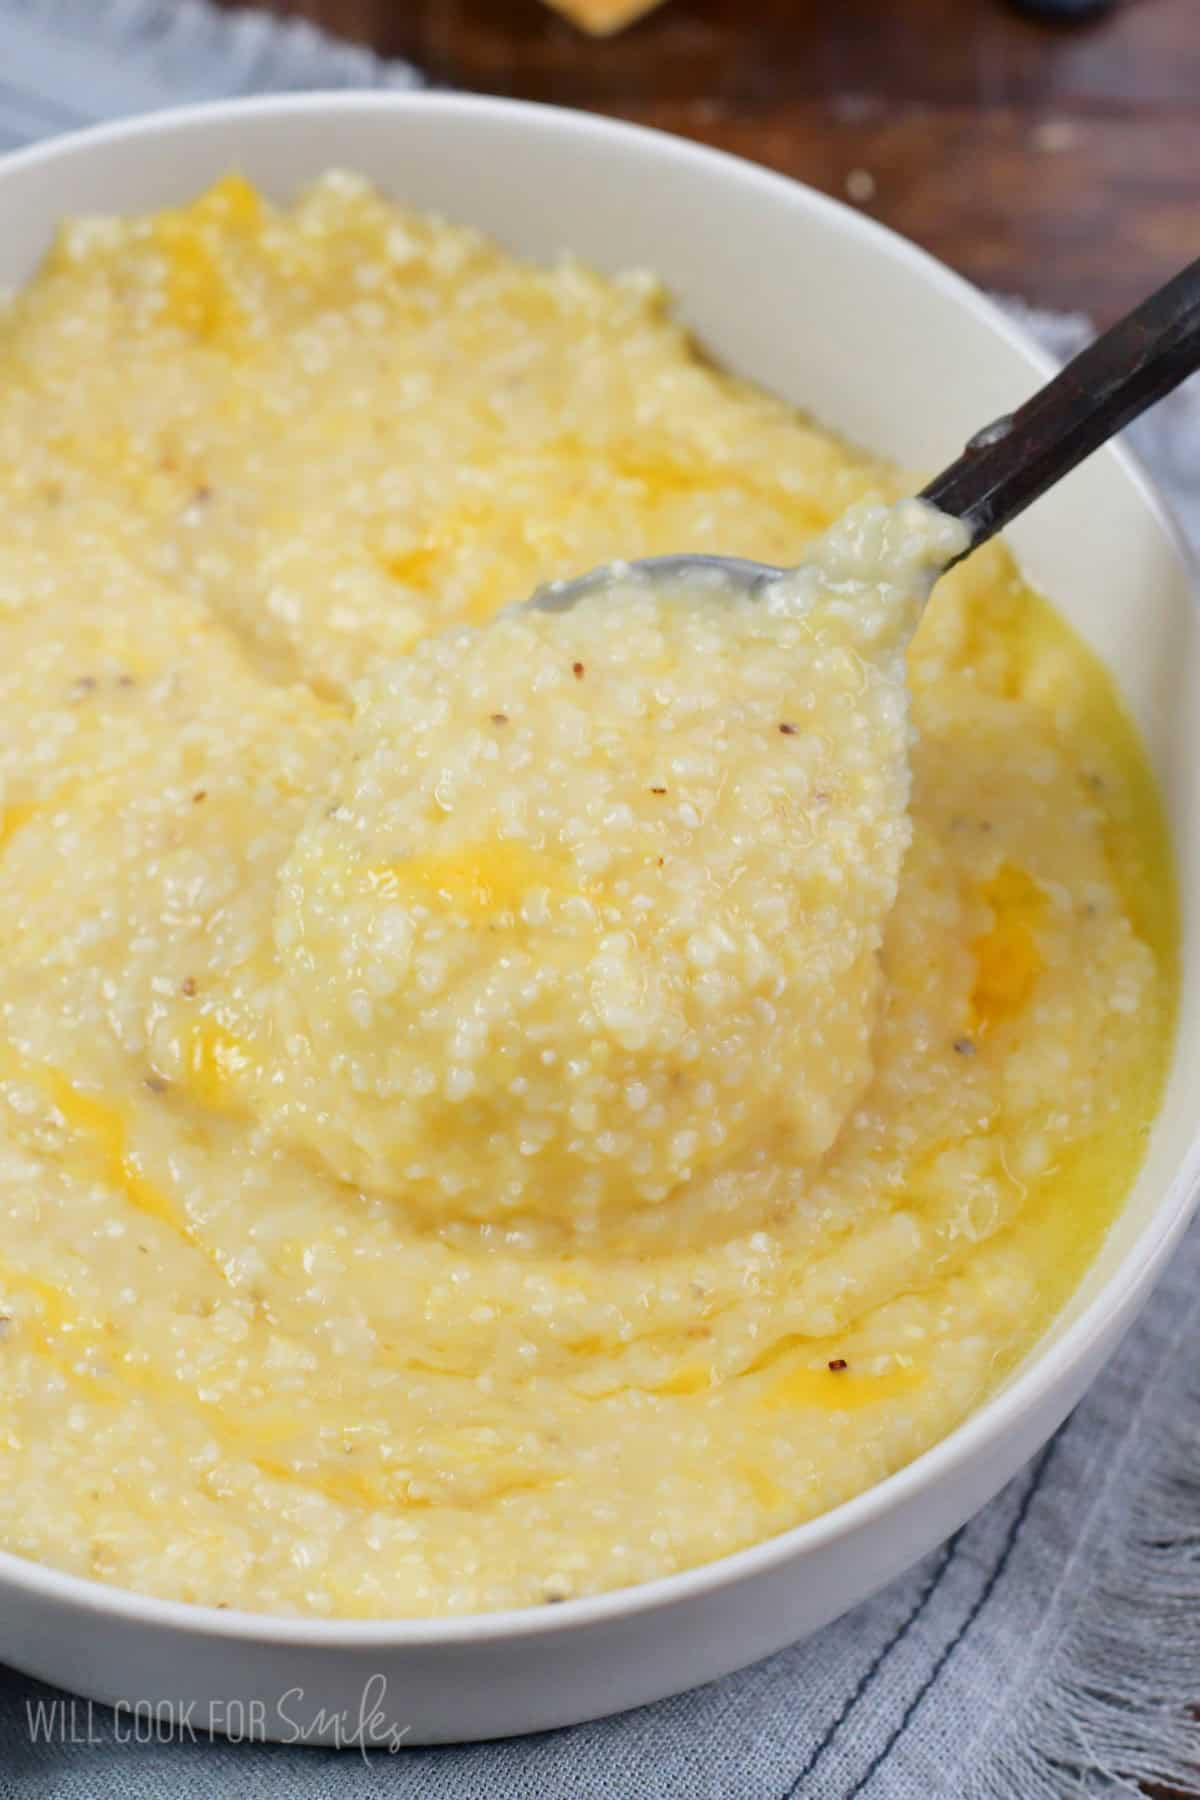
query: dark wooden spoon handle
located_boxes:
[919,256,1200,556]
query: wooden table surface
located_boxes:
[232,0,1197,325]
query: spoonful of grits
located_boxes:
[268,260,1200,1250]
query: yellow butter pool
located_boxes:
[0,174,1176,1616]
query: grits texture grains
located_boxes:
[271,501,963,1247]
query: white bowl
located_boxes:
[1,92,1197,1748]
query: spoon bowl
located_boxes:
[531,552,784,611]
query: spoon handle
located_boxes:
[919,256,1200,554]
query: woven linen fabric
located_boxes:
[0,0,421,151]
[0,6,1196,1796]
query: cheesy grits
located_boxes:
[0,174,1176,1617]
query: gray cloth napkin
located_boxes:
[0,4,1197,1796]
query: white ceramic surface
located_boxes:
[0,93,1196,1748]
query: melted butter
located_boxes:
[181,1019,260,1114]
[149,177,260,345]
[190,172,262,234]
[0,781,84,856]
[739,1461,788,1511]
[761,1360,926,1413]
[379,541,440,587]
[0,1041,199,1248]
[365,842,579,918]
[575,1357,714,1401]
[970,863,1046,1031]
[0,1256,74,1335]
[42,1069,186,1239]
[649,1361,711,1397]
[154,222,236,341]
[0,804,36,854]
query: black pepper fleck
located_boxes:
[649,786,667,795]
[779,722,797,736]
[144,1073,169,1094]
[953,1037,977,1057]
[192,790,207,804]
[828,1358,848,1373]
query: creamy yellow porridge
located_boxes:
[0,174,1176,1617]
[269,499,963,1249]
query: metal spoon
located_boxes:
[532,255,1200,613]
